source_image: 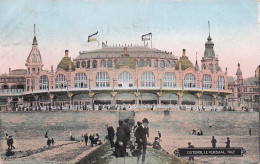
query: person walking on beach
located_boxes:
[51,138,54,147]
[158,131,161,140]
[106,124,115,148]
[84,133,89,147]
[188,142,195,163]
[249,128,252,135]
[135,118,149,163]
[225,137,230,148]
[47,138,51,147]
[115,121,128,157]
[211,136,217,148]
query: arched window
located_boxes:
[139,60,144,67]
[118,72,133,88]
[166,61,170,68]
[87,60,90,68]
[184,73,196,88]
[32,55,37,63]
[154,60,158,68]
[202,74,212,89]
[81,61,86,68]
[2,85,8,93]
[76,61,80,68]
[92,60,97,68]
[217,76,225,90]
[107,60,112,68]
[163,73,176,88]
[171,61,176,68]
[146,59,152,67]
[96,72,110,88]
[114,60,118,67]
[101,60,106,67]
[39,75,49,90]
[74,73,87,88]
[141,72,155,87]
[55,74,67,89]
[209,63,214,73]
[135,60,138,67]
[160,60,165,68]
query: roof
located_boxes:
[175,56,194,70]
[227,76,235,85]
[115,54,136,69]
[75,46,177,60]
[243,77,258,86]
[9,69,27,75]
[57,57,76,71]
[204,36,215,58]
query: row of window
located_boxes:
[35,73,225,90]
[0,78,25,83]
[75,59,176,69]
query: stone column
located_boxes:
[34,95,40,108]
[67,92,73,109]
[88,92,95,106]
[177,92,183,106]
[111,91,117,106]
[213,94,217,106]
[157,91,163,105]
[134,92,140,105]
[49,93,55,106]
[195,92,202,106]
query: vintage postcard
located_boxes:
[0,0,259,163]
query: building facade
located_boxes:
[0,31,232,111]
[228,65,260,110]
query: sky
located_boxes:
[0,0,259,78]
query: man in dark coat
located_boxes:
[106,124,115,148]
[225,137,230,148]
[122,119,131,142]
[84,133,89,147]
[211,136,217,148]
[135,118,149,163]
[114,121,128,157]
[188,142,195,163]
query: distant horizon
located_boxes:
[0,0,259,78]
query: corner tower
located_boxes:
[25,24,43,75]
[201,21,221,73]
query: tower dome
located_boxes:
[57,50,76,71]
[175,49,194,70]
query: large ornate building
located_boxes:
[0,29,232,110]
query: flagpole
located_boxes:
[151,33,152,48]
[98,31,99,49]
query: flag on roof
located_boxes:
[88,31,98,42]
[142,33,152,41]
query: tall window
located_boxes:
[135,60,138,67]
[55,74,67,89]
[166,61,170,68]
[154,60,158,68]
[39,75,49,90]
[139,60,144,67]
[87,60,90,68]
[114,60,118,67]
[76,61,80,68]
[202,74,212,89]
[32,55,37,63]
[107,60,112,68]
[31,79,35,90]
[141,72,155,87]
[96,72,110,88]
[118,72,133,88]
[81,61,86,68]
[171,61,176,68]
[92,60,97,68]
[101,60,106,67]
[146,59,151,67]
[74,73,87,88]
[184,73,196,88]
[217,76,225,90]
[163,73,176,88]
[160,60,165,68]
[27,79,30,91]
